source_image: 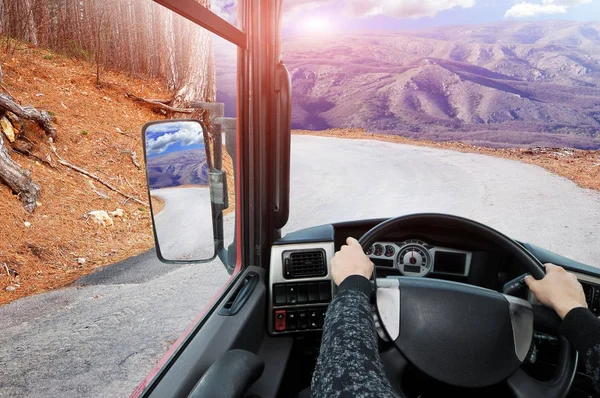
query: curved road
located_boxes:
[151,187,214,261]
[1,135,600,398]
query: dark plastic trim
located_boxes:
[273,61,291,229]
[218,272,259,316]
[187,349,264,398]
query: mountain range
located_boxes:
[147,149,209,189]
[282,20,600,149]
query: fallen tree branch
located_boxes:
[93,189,110,199]
[0,84,15,99]
[125,92,194,114]
[11,138,57,169]
[0,133,40,212]
[0,94,56,139]
[115,127,137,139]
[142,98,171,104]
[50,146,149,207]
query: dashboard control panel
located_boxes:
[273,281,332,306]
[274,308,327,332]
[367,239,472,277]
[269,242,335,335]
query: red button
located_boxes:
[275,310,286,332]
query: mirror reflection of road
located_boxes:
[2,135,600,398]
[151,187,214,260]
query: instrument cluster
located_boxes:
[367,239,471,277]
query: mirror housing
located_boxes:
[142,119,228,264]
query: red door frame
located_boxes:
[130,0,288,395]
[129,2,246,397]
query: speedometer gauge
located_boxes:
[396,243,432,277]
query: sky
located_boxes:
[212,0,598,36]
[145,121,206,158]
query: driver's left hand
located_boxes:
[331,237,374,286]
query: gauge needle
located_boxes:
[411,251,415,264]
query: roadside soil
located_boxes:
[0,44,235,306]
[0,43,169,304]
[150,195,166,215]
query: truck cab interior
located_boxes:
[132,1,600,398]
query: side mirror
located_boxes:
[142,119,228,263]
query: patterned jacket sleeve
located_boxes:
[560,307,600,392]
[310,275,400,398]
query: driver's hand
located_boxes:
[524,263,588,319]
[331,237,374,286]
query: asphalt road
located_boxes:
[151,187,215,261]
[2,135,600,398]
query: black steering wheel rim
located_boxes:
[358,213,577,398]
[358,213,546,281]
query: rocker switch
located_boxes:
[286,284,298,304]
[275,310,286,332]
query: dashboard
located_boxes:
[267,219,600,335]
[266,218,600,396]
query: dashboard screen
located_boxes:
[404,265,421,273]
[434,252,466,274]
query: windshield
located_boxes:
[280,4,600,267]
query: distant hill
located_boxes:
[147,149,209,189]
[283,20,600,149]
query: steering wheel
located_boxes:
[358,213,577,398]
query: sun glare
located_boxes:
[301,17,333,35]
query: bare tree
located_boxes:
[1,0,217,106]
[171,0,216,109]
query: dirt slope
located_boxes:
[0,44,167,304]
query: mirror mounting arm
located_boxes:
[209,169,229,265]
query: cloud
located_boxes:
[505,0,591,18]
[504,2,566,17]
[146,122,204,156]
[550,0,592,5]
[284,0,476,19]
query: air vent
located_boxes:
[282,249,327,279]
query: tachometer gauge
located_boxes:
[396,243,432,277]
[373,244,384,256]
[366,245,374,255]
[384,245,395,257]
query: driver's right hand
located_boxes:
[525,263,588,319]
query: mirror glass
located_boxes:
[144,120,215,262]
